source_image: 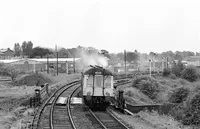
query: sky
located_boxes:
[0,0,200,54]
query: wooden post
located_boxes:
[47,54,49,74]
[45,83,49,96]
[124,50,127,78]
[149,60,151,76]
[56,45,59,76]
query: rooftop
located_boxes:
[0,58,80,64]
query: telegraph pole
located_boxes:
[124,50,127,77]
[73,48,75,73]
[56,45,58,76]
[166,57,168,69]
[153,53,156,73]
[73,56,75,73]
[149,60,151,76]
[47,54,49,74]
[162,58,164,71]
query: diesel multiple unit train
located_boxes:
[81,66,114,109]
[81,65,125,110]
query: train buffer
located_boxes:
[70,97,83,104]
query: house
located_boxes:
[0,48,15,59]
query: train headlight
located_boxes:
[87,91,91,96]
[106,92,110,96]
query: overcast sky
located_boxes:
[0,0,200,53]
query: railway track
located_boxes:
[87,108,130,129]
[31,72,161,129]
[32,80,81,129]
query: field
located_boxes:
[0,73,80,129]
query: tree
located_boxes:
[116,52,124,60]
[27,41,33,57]
[30,47,52,58]
[196,52,200,56]
[161,51,175,62]
[21,41,27,57]
[181,65,200,82]
[21,41,33,57]
[175,51,194,60]
[0,63,19,81]
[174,53,182,60]
[149,52,156,57]
[171,60,185,77]
[14,43,21,57]
[126,52,139,63]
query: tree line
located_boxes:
[13,41,199,63]
[14,41,52,58]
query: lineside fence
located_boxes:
[30,83,49,108]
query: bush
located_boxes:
[168,87,189,103]
[163,68,171,76]
[182,92,200,125]
[170,91,200,125]
[14,73,52,86]
[171,60,185,77]
[169,74,176,79]
[125,90,134,97]
[181,65,200,82]
[0,64,20,81]
[132,75,160,100]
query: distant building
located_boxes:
[0,58,80,74]
[0,48,14,59]
[186,56,200,67]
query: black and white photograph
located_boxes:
[0,0,200,129]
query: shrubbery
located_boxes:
[181,65,200,82]
[132,75,160,100]
[170,91,200,125]
[163,68,171,76]
[171,60,185,77]
[182,92,200,125]
[169,73,176,79]
[168,87,189,103]
[0,63,20,81]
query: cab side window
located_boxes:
[105,76,111,88]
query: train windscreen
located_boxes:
[87,76,93,87]
[95,75,103,87]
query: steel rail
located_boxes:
[49,82,80,129]
[31,80,81,129]
[67,86,81,129]
[106,108,129,129]
[88,108,129,129]
[88,109,107,129]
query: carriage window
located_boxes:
[95,75,103,87]
[104,76,111,88]
[87,76,93,87]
